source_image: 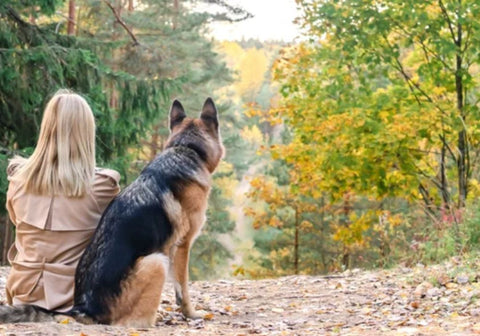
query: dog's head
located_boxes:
[165,98,224,173]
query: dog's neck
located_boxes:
[166,141,208,164]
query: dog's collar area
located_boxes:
[169,144,208,163]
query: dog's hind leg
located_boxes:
[112,253,169,327]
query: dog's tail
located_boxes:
[0,304,60,323]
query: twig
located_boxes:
[103,0,139,46]
[54,11,95,36]
[438,0,457,44]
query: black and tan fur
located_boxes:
[0,98,224,327]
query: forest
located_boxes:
[2,0,480,282]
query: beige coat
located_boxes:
[5,168,120,312]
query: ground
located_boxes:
[1,258,480,336]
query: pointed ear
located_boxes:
[200,97,219,130]
[169,99,186,131]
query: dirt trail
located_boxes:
[1,260,480,335]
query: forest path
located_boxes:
[1,259,480,335]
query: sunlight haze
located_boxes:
[208,0,302,42]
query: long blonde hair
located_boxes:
[10,89,96,197]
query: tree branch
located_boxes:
[438,0,458,44]
[103,0,139,46]
[439,133,457,161]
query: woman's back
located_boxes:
[5,90,120,312]
[6,165,120,312]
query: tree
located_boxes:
[260,0,480,257]
[245,162,324,276]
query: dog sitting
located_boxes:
[0,98,224,327]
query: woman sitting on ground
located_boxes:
[5,89,120,312]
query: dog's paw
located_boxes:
[183,308,204,320]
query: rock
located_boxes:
[437,273,451,286]
[232,321,253,329]
[187,318,205,329]
[456,274,469,285]
[451,256,462,264]
[414,282,433,298]
[426,287,441,298]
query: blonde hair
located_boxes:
[10,89,96,197]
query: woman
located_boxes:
[5,89,120,312]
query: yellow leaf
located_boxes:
[203,313,214,320]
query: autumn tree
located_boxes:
[242,0,480,273]
[259,0,480,258]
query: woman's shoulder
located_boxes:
[93,167,121,193]
[92,168,121,203]
[94,167,121,183]
[6,156,27,178]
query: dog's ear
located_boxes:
[200,97,219,130]
[169,99,186,131]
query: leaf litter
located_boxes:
[1,257,480,335]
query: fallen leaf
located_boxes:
[472,323,480,334]
[446,282,459,289]
[203,312,214,320]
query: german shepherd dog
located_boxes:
[0,98,224,327]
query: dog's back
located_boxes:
[72,146,210,322]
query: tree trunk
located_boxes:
[128,0,134,12]
[67,0,75,35]
[173,0,179,29]
[455,4,467,208]
[440,140,450,209]
[294,206,299,275]
[341,193,352,269]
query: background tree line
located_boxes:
[243,0,480,277]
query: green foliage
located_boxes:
[2,0,63,16]
[0,154,8,211]
[0,4,176,166]
[416,202,480,264]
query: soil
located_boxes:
[1,258,480,335]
